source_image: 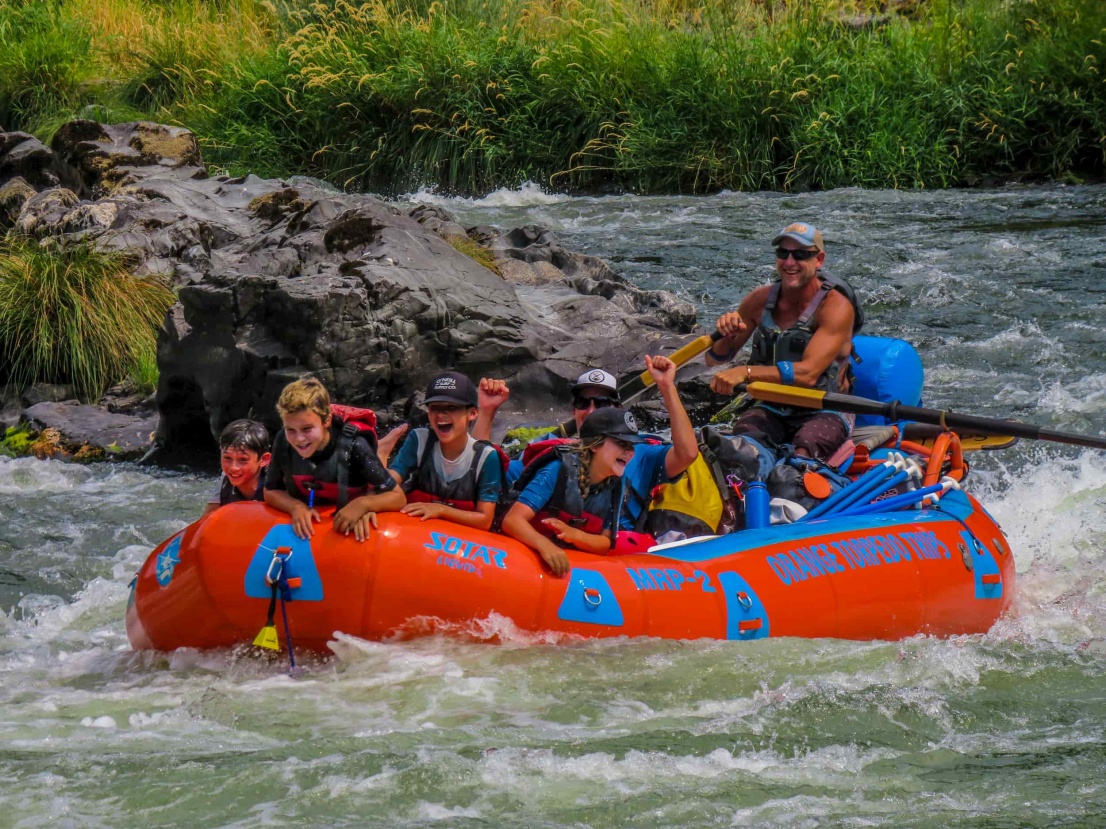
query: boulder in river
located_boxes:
[0,120,703,457]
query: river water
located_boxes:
[3,185,1105,828]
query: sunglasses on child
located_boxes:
[572,396,618,411]
[775,247,819,261]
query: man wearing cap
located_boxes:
[388,371,505,531]
[705,222,862,461]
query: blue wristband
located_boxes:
[777,361,795,384]
[708,345,734,361]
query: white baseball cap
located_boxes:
[571,369,619,399]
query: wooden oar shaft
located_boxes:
[556,330,724,438]
[747,382,1106,451]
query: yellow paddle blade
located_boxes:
[637,333,716,389]
[747,382,826,409]
[253,625,280,651]
[917,433,1020,452]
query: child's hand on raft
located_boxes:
[402,502,447,521]
[290,502,321,539]
[537,544,570,577]
[334,505,378,542]
[542,517,577,544]
[645,354,677,390]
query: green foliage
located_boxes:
[0,423,34,458]
[447,234,501,274]
[0,1,92,131]
[0,0,1103,191]
[0,237,176,402]
[503,424,559,454]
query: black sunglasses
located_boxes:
[775,247,819,261]
[572,396,618,411]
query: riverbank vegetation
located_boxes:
[0,237,175,401]
[1,0,1103,193]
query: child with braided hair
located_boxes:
[501,354,697,575]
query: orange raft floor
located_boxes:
[127,489,1016,653]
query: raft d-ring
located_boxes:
[583,588,602,607]
[736,591,753,611]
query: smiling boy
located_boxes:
[203,419,271,516]
[388,372,504,532]
[264,377,404,541]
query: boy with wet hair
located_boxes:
[265,376,404,541]
[203,419,271,516]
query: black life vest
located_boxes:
[748,270,864,395]
[219,468,267,506]
[512,445,622,543]
[279,417,371,508]
[403,428,502,512]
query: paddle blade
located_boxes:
[253,625,280,650]
[918,434,1019,452]
[747,382,827,409]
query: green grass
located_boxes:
[0,0,1103,193]
[0,236,175,401]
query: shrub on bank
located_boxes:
[0,237,175,402]
[0,0,1102,192]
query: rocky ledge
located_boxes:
[0,121,704,460]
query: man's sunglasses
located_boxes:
[572,396,618,411]
[775,247,819,261]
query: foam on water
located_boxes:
[405,181,569,209]
[3,186,1106,827]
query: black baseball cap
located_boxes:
[424,371,478,407]
[579,407,648,444]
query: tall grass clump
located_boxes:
[0,0,1103,192]
[0,237,175,400]
[0,1,92,131]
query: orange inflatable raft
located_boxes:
[126,484,1015,653]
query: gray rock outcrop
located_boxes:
[0,120,701,454]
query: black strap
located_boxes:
[336,422,358,508]
[797,281,832,327]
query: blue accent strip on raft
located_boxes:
[935,488,975,520]
[718,571,770,640]
[558,569,625,626]
[650,510,957,564]
[962,531,1004,600]
[155,535,182,587]
[244,525,325,601]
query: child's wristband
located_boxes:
[777,361,795,384]
[708,344,734,361]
